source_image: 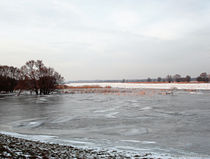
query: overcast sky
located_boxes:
[0,0,210,81]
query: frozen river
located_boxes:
[0,90,210,158]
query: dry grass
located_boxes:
[56,85,106,89]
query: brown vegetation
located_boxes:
[0,66,20,93]
[56,85,103,89]
[0,60,64,95]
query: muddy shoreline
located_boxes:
[0,133,157,159]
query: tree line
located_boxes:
[147,72,210,83]
[0,60,64,95]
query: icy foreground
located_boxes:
[67,83,210,90]
[1,91,210,158]
[0,133,135,159]
[0,133,207,159]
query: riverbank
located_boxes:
[0,133,156,159]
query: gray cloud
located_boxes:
[0,0,210,80]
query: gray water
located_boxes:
[0,91,210,158]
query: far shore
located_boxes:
[1,82,209,96]
[64,82,210,91]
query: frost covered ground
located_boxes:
[0,132,208,159]
[0,133,143,159]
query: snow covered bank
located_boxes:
[0,132,208,159]
[67,83,210,90]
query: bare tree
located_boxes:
[185,75,191,82]
[0,66,20,93]
[197,72,209,82]
[173,74,182,82]
[157,77,162,82]
[166,75,173,83]
[19,60,40,94]
[17,60,64,95]
[1,60,64,95]
[38,67,64,95]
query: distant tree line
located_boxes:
[164,74,191,83]
[0,60,64,95]
[146,72,210,83]
[196,72,209,82]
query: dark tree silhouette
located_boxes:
[197,72,209,82]
[166,75,173,83]
[38,67,64,95]
[17,60,64,95]
[147,78,151,82]
[0,66,20,93]
[173,74,182,82]
[185,75,191,82]
[157,77,162,82]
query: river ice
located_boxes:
[0,90,210,158]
